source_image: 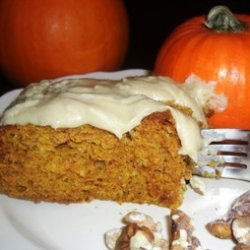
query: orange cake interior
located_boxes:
[0,74,226,208]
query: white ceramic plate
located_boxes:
[0,70,249,250]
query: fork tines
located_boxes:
[201,128,250,142]
[197,129,250,181]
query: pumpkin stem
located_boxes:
[204,5,247,32]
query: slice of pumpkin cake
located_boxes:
[0,73,226,208]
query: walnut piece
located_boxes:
[232,216,250,245]
[206,219,232,239]
[104,211,168,250]
[115,223,155,250]
[170,210,203,250]
[189,176,206,195]
[207,190,250,239]
[235,243,250,250]
[105,210,204,250]
[105,228,122,250]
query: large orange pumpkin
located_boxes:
[154,6,250,129]
[0,0,129,87]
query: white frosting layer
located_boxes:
[0,75,209,161]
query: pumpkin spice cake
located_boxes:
[0,74,226,208]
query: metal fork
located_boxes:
[195,129,250,181]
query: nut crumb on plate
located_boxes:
[105,210,203,250]
[170,210,203,250]
[207,190,250,249]
[235,243,250,250]
[189,176,206,195]
[232,216,250,245]
[206,190,250,239]
[105,211,168,250]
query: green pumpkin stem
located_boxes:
[204,5,246,32]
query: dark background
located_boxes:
[0,0,249,95]
[122,0,250,69]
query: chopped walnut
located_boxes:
[115,223,155,250]
[189,176,205,195]
[104,211,169,250]
[170,210,203,250]
[235,243,250,250]
[231,191,250,218]
[206,219,232,239]
[105,228,122,250]
[105,210,203,250]
[232,216,250,245]
[123,211,159,232]
[207,190,250,239]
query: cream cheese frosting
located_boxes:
[0,75,219,161]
